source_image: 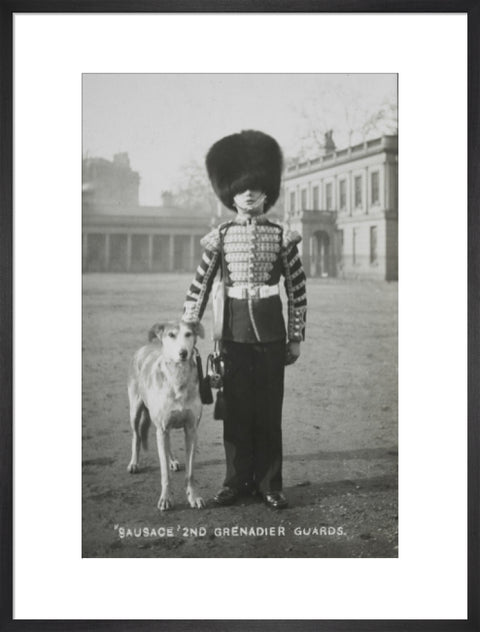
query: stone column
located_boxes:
[319,237,325,276]
[380,163,385,209]
[104,233,110,271]
[83,233,88,272]
[330,230,336,278]
[169,235,175,272]
[147,234,153,272]
[309,233,317,278]
[384,162,390,210]
[348,171,353,216]
[126,234,132,272]
[190,235,196,271]
[364,166,369,214]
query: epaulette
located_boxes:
[218,220,233,234]
[265,218,283,229]
[282,227,302,250]
[200,221,232,251]
[200,227,221,251]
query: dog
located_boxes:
[127,320,205,511]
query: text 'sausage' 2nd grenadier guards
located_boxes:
[183,129,307,510]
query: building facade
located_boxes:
[83,138,398,279]
[83,153,140,208]
[83,207,209,273]
[82,156,211,273]
[284,135,398,281]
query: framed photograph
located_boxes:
[81,71,398,560]
[3,3,477,630]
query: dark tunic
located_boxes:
[183,214,307,493]
[184,214,307,342]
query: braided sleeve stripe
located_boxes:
[282,244,307,341]
[183,249,220,322]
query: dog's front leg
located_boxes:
[168,447,180,472]
[156,428,173,511]
[127,397,143,473]
[127,431,141,474]
[185,419,205,509]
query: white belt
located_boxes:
[226,284,279,299]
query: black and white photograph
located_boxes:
[7,6,473,625]
[82,73,398,558]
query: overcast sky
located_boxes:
[83,74,397,206]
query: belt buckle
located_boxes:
[249,286,260,299]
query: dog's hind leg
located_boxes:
[156,427,174,511]
[184,414,205,509]
[127,393,144,474]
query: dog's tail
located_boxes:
[138,406,151,451]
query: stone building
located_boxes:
[283,134,398,281]
[83,205,209,273]
[82,156,211,273]
[83,137,398,280]
[83,152,140,208]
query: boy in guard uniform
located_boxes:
[183,130,307,510]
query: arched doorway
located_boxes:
[310,230,331,277]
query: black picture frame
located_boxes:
[1,2,478,630]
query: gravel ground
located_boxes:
[82,273,397,558]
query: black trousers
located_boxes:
[221,340,286,495]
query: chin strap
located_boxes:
[234,193,267,213]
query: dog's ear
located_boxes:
[191,321,205,339]
[148,323,165,342]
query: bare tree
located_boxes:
[170,159,218,216]
[290,77,397,161]
[360,100,398,139]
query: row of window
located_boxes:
[337,225,378,265]
[289,170,380,214]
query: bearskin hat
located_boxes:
[205,130,283,212]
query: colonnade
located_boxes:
[82,232,202,273]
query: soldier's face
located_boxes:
[233,190,266,216]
